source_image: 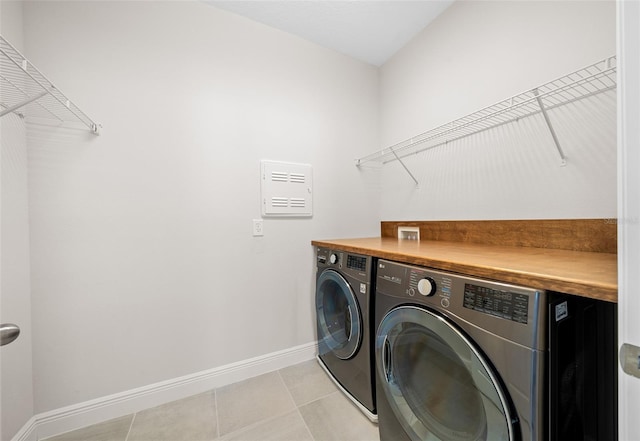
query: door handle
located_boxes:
[382,336,392,382]
[1,323,20,346]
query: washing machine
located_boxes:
[315,247,376,421]
[374,259,546,441]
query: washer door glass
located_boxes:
[376,306,514,441]
[316,269,362,360]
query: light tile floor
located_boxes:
[42,360,380,441]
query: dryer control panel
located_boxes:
[376,259,545,349]
[463,283,529,324]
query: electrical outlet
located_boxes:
[252,219,264,236]
[398,226,420,241]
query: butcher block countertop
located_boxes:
[312,220,618,303]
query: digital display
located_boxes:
[463,283,529,324]
[347,255,367,272]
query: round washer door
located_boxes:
[376,306,516,441]
[316,269,362,360]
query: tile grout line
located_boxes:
[295,407,317,441]
[275,368,298,410]
[276,368,316,441]
[217,370,296,439]
[294,389,341,408]
[213,388,220,440]
[217,408,304,440]
[123,412,136,441]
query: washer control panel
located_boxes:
[316,247,372,283]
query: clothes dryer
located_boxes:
[375,259,546,441]
[315,247,376,421]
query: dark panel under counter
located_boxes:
[548,293,617,440]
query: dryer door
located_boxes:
[376,306,516,441]
[316,269,362,360]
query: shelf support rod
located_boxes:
[533,88,567,166]
[0,89,49,117]
[0,102,24,118]
[392,150,420,187]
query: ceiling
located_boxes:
[206,1,454,66]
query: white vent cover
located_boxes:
[261,160,313,217]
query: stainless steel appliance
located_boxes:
[374,259,546,441]
[315,247,376,421]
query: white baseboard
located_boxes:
[14,342,317,441]
[11,417,37,441]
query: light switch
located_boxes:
[252,219,264,237]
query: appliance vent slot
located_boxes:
[261,160,313,217]
[271,197,289,207]
[271,171,289,182]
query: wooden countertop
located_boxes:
[311,237,617,303]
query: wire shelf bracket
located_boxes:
[0,35,100,134]
[392,149,419,187]
[356,55,617,184]
[533,88,566,166]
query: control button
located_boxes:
[417,277,436,296]
[441,298,450,308]
[329,254,339,264]
[408,288,416,297]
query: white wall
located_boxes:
[0,2,36,439]
[378,0,617,220]
[4,0,623,434]
[21,1,380,413]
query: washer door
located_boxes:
[316,269,362,360]
[376,306,515,441]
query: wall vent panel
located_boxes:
[261,160,313,217]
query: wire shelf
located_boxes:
[356,56,616,167]
[0,35,100,134]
